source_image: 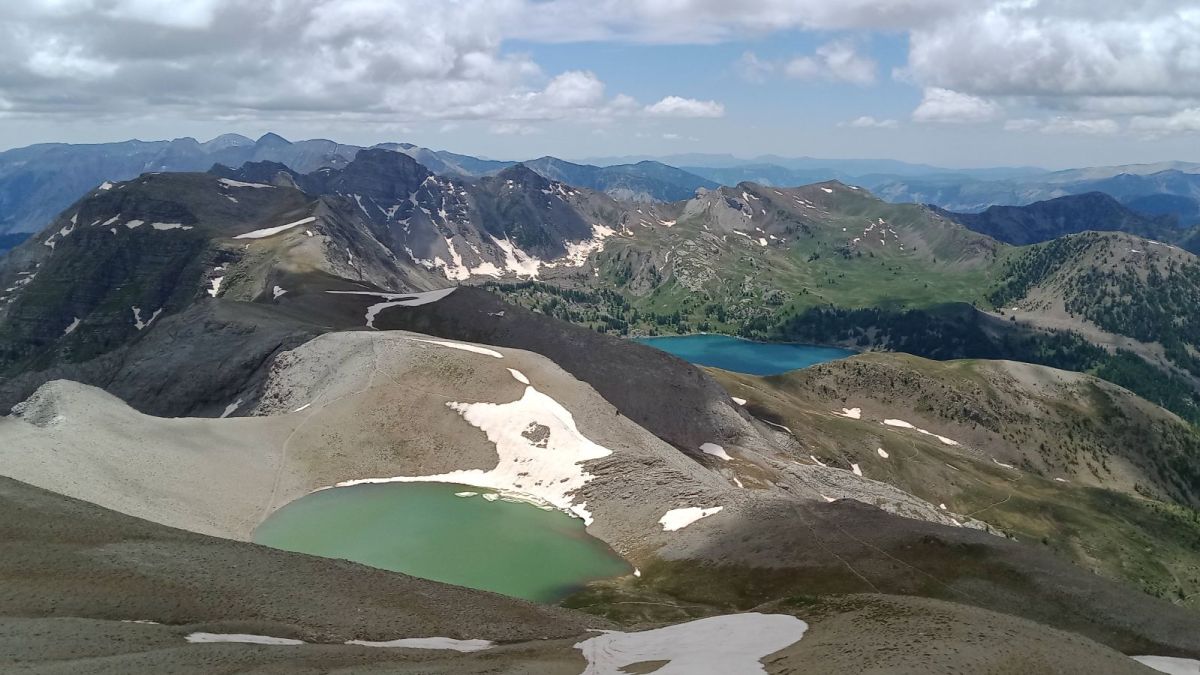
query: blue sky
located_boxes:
[2,1,1198,169]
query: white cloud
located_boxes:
[1131,108,1200,135]
[644,96,725,118]
[1004,116,1120,135]
[735,51,774,83]
[506,0,965,42]
[1003,118,1041,132]
[539,70,606,108]
[785,40,876,85]
[0,1,722,128]
[491,122,538,135]
[1040,116,1119,135]
[841,115,898,129]
[912,88,1000,124]
[5,0,1200,139]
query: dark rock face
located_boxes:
[319,148,432,200]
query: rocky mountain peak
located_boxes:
[325,148,433,200]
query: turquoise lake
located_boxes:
[254,482,631,603]
[635,334,854,375]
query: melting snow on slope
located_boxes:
[218,178,275,189]
[546,224,617,269]
[575,613,807,675]
[324,288,457,328]
[185,633,303,645]
[220,399,243,419]
[1131,655,1200,674]
[700,442,732,461]
[882,418,959,446]
[836,407,861,419]
[404,336,503,359]
[346,637,494,652]
[208,276,223,298]
[336,385,613,524]
[234,216,317,239]
[659,506,723,531]
[131,306,162,330]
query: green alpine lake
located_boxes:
[253,481,631,603]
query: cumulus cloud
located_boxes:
[735,51,775,83]
[1040,117,1120,135]
[1004,116,1121,135]
[912,88,999,124]
[506,0,965,42]
[1131,108,1200,135]
[644,96,725,118]
[4,0,1199,138]
[841,116,898,129]
[784,40,877,85]
[0,1,722,127]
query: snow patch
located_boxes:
[98,181,113,191]
[325,288,457,328]
[131,306,161,330]
[731,397,747,405]
[218,178,274,189]
[404,336,503,359]
[220,399,243,419]
[575,613,807,675]
[659,506,723,531]
[992,458,1016,470]
[63,317,80,336]
[700,442,732,461]
[851,463,863,476]
[234,216,317,239]
[208,276,223,298]
[346,637,494,652]
[877,447,889,459]
[186,633,302,646]
[335,385,612,525]
[882,418,959,446]
[124,219,145,229]
[272,285,287,299]
[821,187,834,194]
[508,368,530,385]
[1131,656,1200,675]
[150,222,192,231]
[836,407,861,419]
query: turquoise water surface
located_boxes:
[254,482,630,603]
[636,334,853,375]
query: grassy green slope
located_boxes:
[708,353,1200,608]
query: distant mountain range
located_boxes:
[4,132,1200,243]
[0,134,713,235]
[935,192,1200,253]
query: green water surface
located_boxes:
[253,481,630,603]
